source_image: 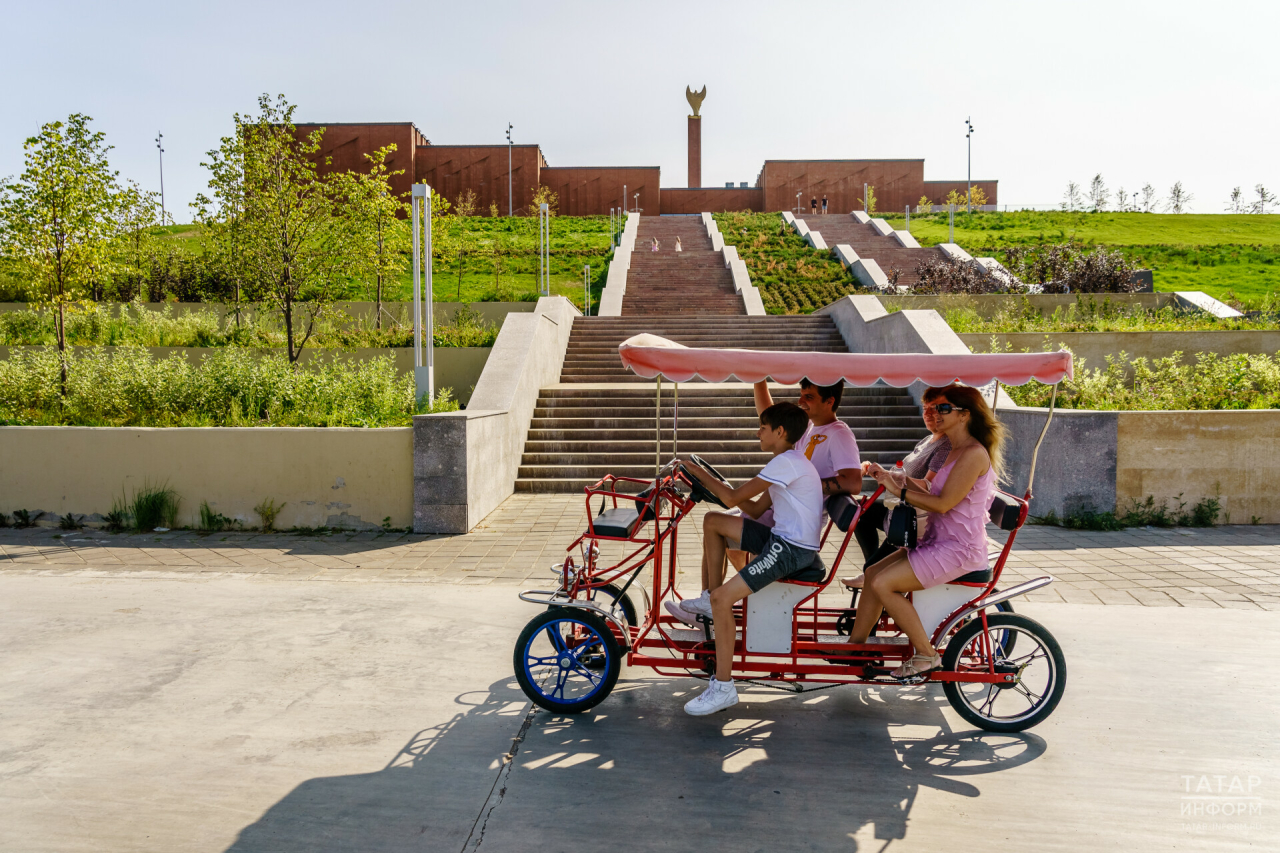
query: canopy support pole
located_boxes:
[1025,382,1059,501]
[655,376,661,479]
[673,382,679,461]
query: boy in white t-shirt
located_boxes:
[668,402,823,717]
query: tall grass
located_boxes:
[0,346,457,427]
[945,296,1279,333]
[0,301,500,348]
[1004,350,1280,410]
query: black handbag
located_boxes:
[885,491,918,549]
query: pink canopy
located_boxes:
[617,334,1073,387]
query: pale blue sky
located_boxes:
[2,0,1274,217]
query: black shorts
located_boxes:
[738,517,772,556]
[740,534,820,593]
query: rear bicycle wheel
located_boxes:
[514,608,621,714]
[941,613,1066,733]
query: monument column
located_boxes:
[688,116,701,188]
[685,85,706,189]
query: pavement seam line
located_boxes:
[460,700,539,852]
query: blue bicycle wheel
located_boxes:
[514,608,621,713]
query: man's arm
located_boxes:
[821,468,863,497]
[682,460,770,509]
[753,380,774,417]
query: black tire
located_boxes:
[588,583,638,628]
[941,613,1066,733]
[514,608,621,714]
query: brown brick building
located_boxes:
[295,122,995,216]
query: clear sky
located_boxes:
[2,0,1275,218]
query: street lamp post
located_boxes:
[633,192,639,214]
[506,123,513,217]
[155,132,166,225]
[966,117,975,214]
[411,184,435,405]
[795,191,801,215]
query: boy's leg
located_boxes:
[710,575,752,682]
[702,512,744,592]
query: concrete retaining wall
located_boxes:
[0,346,493,405]
[0,426,413,530]
[598,214,637,316]
[412,297,579,533]
[1117,410,1280,524]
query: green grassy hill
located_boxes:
[879,211,1280,306]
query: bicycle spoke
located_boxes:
[551,666,570,700]
[526,654,558,668]
[978,685,999,717]
[544,626,567,654]
[1014,682,1043,706]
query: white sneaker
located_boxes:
[664,599,698,626]
[681,590,713,619]
[685,678,739,716]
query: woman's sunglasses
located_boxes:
[926,403,967,415]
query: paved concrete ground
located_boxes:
[4,495,1279,611]
[2,573,1277,852]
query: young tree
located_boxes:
[1087,173,1109,212]
[1226,186,1246,213]
[1140,183,1157,213]
[917,196,933,214]
[332,146,408,330]
[111,179,162,301]
[1061,181,1082,212]
[195,94,357,363]
[1252,184,1277,215]
[1115,187,1130,212]
[0,114,121,392]
[528,185,559,217]
[1165,181,1193,214]
[454,189,478,218]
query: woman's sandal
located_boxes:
[891,652,942,680]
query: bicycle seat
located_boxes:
[780,552,826,585]
[951,568,993,584]
[826,495,859,532]
[989,491,1025,531]
[590,507,643,539]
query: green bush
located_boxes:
[131,483,180,531]
[1002,349,1280,410]
[1033,493,1221,529]
[0,301,501,348]
[0,345,437,427]
[714,212,866,314]
[946,295,1278,334]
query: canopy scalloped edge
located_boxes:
[617,334,1073,387]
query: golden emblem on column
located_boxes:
[685,86,706,117]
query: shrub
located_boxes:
[199,501,235,532]
[1002,244,1139,294]
[0,346,422,427]
[13,509,42,528]
[1119,493,1220,528]
[1002,349,1280,411]
[947,295,1279,333]
[131,483,180,530]
[912,258,1014,295]
[254,498,284,531]
[59,513,84,530]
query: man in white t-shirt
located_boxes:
[667,402,823,717]
[722,379,861,570]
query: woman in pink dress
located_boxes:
[843,383,1005,679]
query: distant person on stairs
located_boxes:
[674,236,683,252]
[810,197,817,216]
[725,379,862,570]
[822,196,828,215]
[650,237,660,252]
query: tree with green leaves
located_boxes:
[0,114,122,392]
[111,179,162,300]
[194,94,356,362]
[332,146,408,329]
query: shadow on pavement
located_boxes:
[225,675,1046,853]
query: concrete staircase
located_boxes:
[799,217,946,288]
[623,218,743,315]
[514,315,929,493]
